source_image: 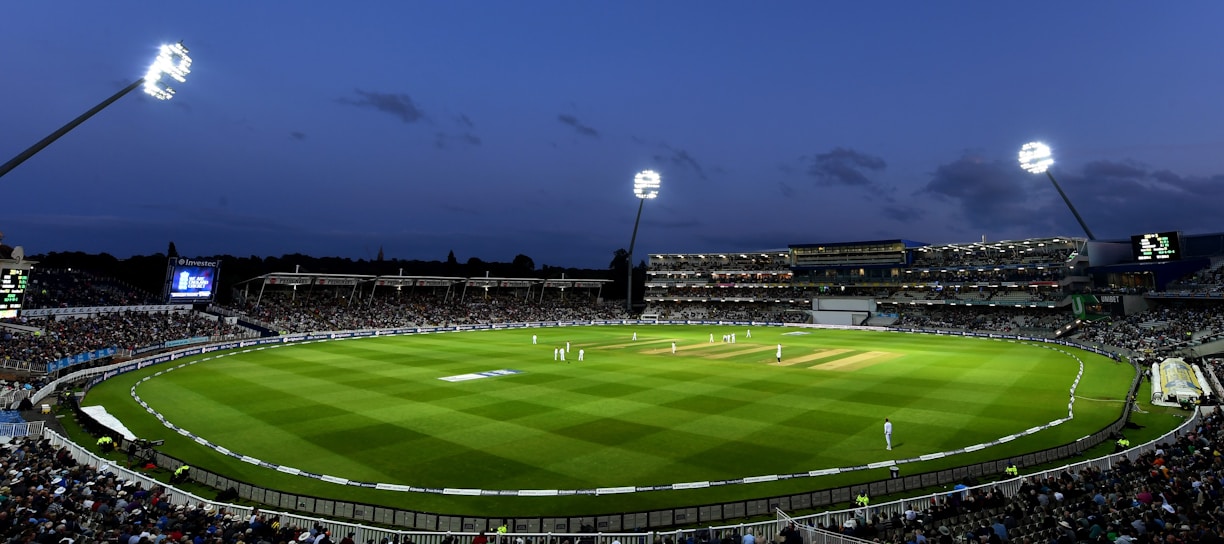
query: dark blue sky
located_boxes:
[3,2,1223,269]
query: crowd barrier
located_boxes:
[51,320,1148,532]
[0,420,44,437]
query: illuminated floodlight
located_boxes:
[626,169,662,313]
[143,43,192,100]
[0,41,195,181]
[633,170,662,199]
[1018,142,1053,174]
[1018,140,1096,240]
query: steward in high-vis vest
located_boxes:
[172,464,191,483]
[855,491,870,508]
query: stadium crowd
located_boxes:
[892,307,1067,335]
[0,434,354,544]
[811,407,1224,544]
[1,313,248,371]
[238,291,629,334]
[647,255,791,273]
[1073,303,1224,361]
[20,270,160,309]
[910,244,1078,269]
[1159,262,1224,296]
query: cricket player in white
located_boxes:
[884,418,893,450]
[747,329,752,338]
[776,344,782,363]
[578,349,584,361]
[553,348,559,361]
[671,341,677,354]
[709,333,714,343]
[560,349,566,362]
[566,341,570,353]
[632,332,637,341]
[532,334,537,345]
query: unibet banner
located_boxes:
[1071,294,1125,320]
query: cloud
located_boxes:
[455,114,474,129]
[631,137,709,180]
[916,153,1224,239]
[655,145,707,180]
[557,114,599,138]
[643,217,703,229]
[805,147,886,187]
[1081,159,1146,180]
[433,132,482,149]
[918,153,1049,232]
[1058,160,1224,236]
[338,89,425,123]
[881,204,924,223]
[778,181,797,198]
[290,131,307,141]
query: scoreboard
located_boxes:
[1,268,30,319]
[1131,231,1182,262]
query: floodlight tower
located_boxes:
[626,170,661,314]
[1018,141,1096,240]
[0,42,192,180]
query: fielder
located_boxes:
[885,418,893,450]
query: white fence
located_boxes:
[0,421,43,437]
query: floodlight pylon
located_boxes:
[626,170,662,314]
[1018,142,1095,240]
[0,42,191,181]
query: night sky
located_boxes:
[3,2,1223,269]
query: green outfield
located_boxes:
[83,325,1136,516]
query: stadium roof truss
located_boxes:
[235,272,611,306]
[913,236,1087,255]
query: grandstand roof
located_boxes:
[650,250,790,258]
[914,236,1084,252]
[789,239,928,249]
[235,272,610,288]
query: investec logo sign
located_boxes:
[178,258,219,267]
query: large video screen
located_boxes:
[0,267,30,319]
[1131,232,1182,262]
[164,257,220,302]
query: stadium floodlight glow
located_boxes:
[0,41,193,181]
[633,169,662,199]
[626,170,663,314]
[1017,140,1095,240]
[1018,142,1054,174]
[143,42,192,100]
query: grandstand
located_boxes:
[5,229,1224,543]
